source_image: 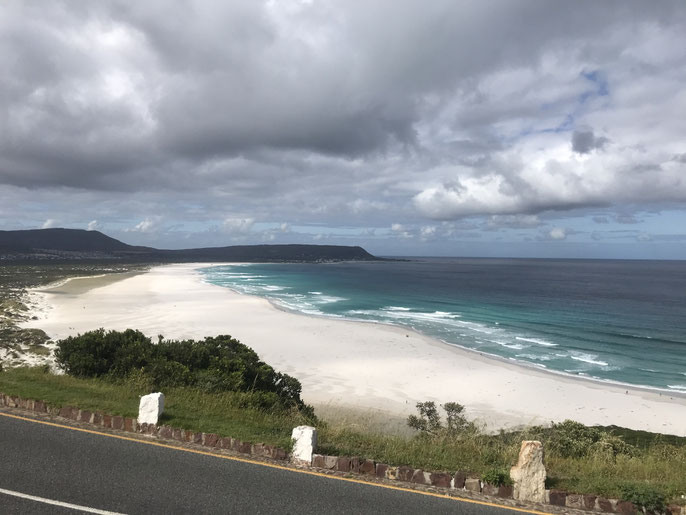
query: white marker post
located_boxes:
[138,392,165,426]
[291,426,317,465]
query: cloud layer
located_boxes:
[1,0,685,255]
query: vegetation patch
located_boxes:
[55,329,312,415]
[317,401,686,503]
[482,468,514,487]
[618,482,667,513]
[0,367,304,449]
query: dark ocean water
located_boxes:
[200,258,686,391]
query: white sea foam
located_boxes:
[516,353,552,361]
[493,341,524,350]
[355,309,464,325]
[262,285,286,291]
[384,306,411,311]
[508,357,547,368]
[460,323,498,335]
[570,353,609,367]
[346,309,375,316]
[668,385,686,391]
[515,336,558,347]
[301,308,325,316]
[314,295,347,304]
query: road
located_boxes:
[0,411,532,514]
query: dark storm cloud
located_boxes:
[572,128,608,154]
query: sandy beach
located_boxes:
[21,263,686,436]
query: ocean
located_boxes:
[199,258,686,392]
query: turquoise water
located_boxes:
[199,258,686,392]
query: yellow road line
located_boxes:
[0,410,550,514]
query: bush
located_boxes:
[407,401,442,435]
[407,401,478,438]
[619,482,666,513]
[482,468,513,486]
[536,420,635,460]
[590,432,636,460]
[55,328,152,378]
[55,329,309,411]
[546,420,602,458]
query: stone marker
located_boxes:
[510,440,546,503]
[138,392,165,425]
[291,426,317,465]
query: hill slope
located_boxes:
[0,229,378,263]
[0,228,152,253]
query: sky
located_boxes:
[1,1,686,259]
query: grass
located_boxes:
[317,422,686,502]
[2,367,685,504]
[317,425,518,475]
[0,367,302,449]
[0,366,141,416]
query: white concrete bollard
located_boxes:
[138,392,165,425]
[291,425,317,465]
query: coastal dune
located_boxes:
[22,263,686,436]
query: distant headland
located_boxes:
[0,228,379,263]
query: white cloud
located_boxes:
[41,219,57,229]
[549,227,567,240]
[222,217,255,234]
[420,226,437,239]
[391,223,413,238]
[87,220,100,231]
[127,217,161,233]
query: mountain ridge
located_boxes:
[0,228,378,263]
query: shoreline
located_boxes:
[196,264,686,401]
[21,263,686,436]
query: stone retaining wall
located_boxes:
[0,393,288,461]
[2,392,684,515]
[309,453,686,514]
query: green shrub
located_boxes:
[407,401,442,435]
[482,468,513,486]
[547,420,602,458]
[590,432,636,460]
[55,329,309,412]
[536,420,635,460]
[55,328,152,378]
[407,401,478,438]
[619,482,666,513]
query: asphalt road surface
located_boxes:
[0,411,531,514]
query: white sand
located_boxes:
[21,263,686,436]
